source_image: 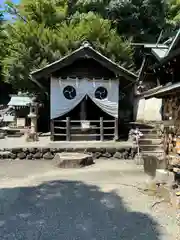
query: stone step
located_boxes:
[139,145,163,151]
[140,134,161,139]
[142,151,164,154]
[139,139,162,145]
[139,127,156,131]
[52,152,93,168]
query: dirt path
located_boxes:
[0,160,179,239]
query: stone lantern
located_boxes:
[28,97,38,134]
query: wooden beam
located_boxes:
[100,117,104,141]
[66,117,71,141]
[114,118,119,141]
[50,119,54,141]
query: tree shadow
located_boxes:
[0,180,163,239]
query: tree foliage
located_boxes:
[68,0,169,42]
[167,0,180,26]
[2,1,133,90]
[0,12,8,79]
[1,0,180,91]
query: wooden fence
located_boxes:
[50,117,118,141]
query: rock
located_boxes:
[66,148,74,152]
[154,169,169,184]
[99,148,106,153]
[169,156,180,166]
[102,152,112,158]
[57,148,65,153]
[0,151,11,159]
[40,148,49,154]
[128,148,137,159]
[22,148,29,154]
[9,153,16,159]
[53,152,93,168]
[17,152,26,159]
[122,151,129,159]
[72,148,83,153]
[171,183,179,189]
[50,148,58,154]
[113,152,122,159]
[25,132,38,142]
[118,148,126,153]
[86,148,96,153]
[33,152,42,159]
[26,154,33,160]
[173,167,180,173]
[93,152,102,159]
[29,148,36,154]
[105,148,116,154]
[0,132,5,139]
[11,148,22,154]
[175,170,180,183]
[43,152,54,160]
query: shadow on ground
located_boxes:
[0,180,163,239]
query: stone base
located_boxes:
[53,152,93,168]
[0,145,137,160]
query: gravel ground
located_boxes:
[0,159,179,240]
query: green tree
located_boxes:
[2,1,133,91]
[167,0,180,26]
[0,12,7,78]
[69,0,169,42]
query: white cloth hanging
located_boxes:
[51,78,119,119]
[87,80,119,118]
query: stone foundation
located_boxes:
[0,146,137,160]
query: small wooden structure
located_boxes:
[31,42,137,141]
[138,28,180,163]
[133,28,180,122]
[7,93,34,128]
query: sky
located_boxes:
[0,0,20,19]
[0,0,19,4]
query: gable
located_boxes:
[31,42,137,82]
[52,58,116,79]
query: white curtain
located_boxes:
[51,78,119,119]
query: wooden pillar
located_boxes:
[114,118,118,141]
[100,117,104,141]
[80,97,87,120]
[50,119,54,141]
[66,117,70,141]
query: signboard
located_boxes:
[17,118,26,127]
[81,120,90,129]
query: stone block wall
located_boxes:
[0,147,137,160]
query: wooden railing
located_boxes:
[51,117,118,141]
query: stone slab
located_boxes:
[0,136,134,150]
[53,152,93,168]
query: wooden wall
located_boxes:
[52,59,116,79]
